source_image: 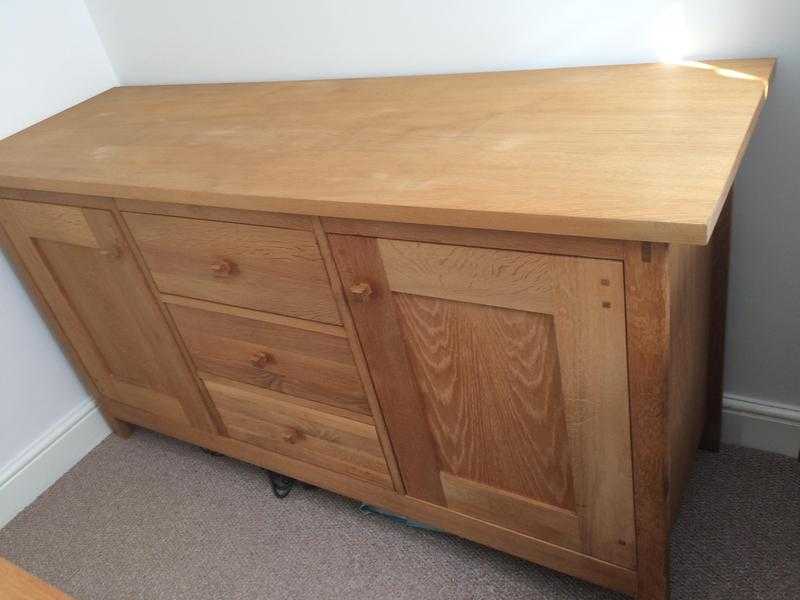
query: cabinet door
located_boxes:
[0,199,214,431]
[330,235,636,568]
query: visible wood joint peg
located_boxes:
[250,351,273,369]
[99,245,122,260]
[211,258,236,277]
[283,428,304,444]
[640,242,652,263]
[349,282,373,302]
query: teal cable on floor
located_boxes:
[359,503,443,532]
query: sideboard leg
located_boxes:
[110,418,134,439]
[95,395,133,439]
[624,242,671,600]
[103,413,133,439]
[700,187,733,453]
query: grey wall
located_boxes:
[725,48,800,408]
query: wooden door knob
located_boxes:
[211,259,236,277]
[250,351,273,369]
[349,282,373,302]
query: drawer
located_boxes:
[165,297,371,416]
[124,212,341,324]
[203,375,393,489]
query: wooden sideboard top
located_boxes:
[0,58,773,244]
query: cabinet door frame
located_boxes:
[0,195,217,433]
[329,232,636,568]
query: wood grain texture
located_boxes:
[321,218,624,259]
[0,557,74,600]
[440,471,582,552]
[112,209,228,437]
[109,379,188,425]
[334,233,636,571]
[0,200,214,432]
[102,397,638,596]
[380,239,635,553]
[37,240,188,425]
[379,239,555,313]
[311,218,406,493]
[328,233,447,504]
[624,241,671,600]
[0,59,774,244]
[168,302,369,415]
[115,197,312,230]
[701,190,733,452]
[204,375,392,489]
[123,212,341,324]
[162,294,347,338]
[393,293,575,510]
[552,256,636,568]
[77,209,215,431]
[0,187,112,210]
[198,371,372,425]
[0,204,130,438]
[0,199,99,247]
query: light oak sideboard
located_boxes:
[0,59,774,599]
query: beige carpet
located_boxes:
[1,429,798,599]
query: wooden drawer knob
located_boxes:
[211,259,236,277]
[283,428,304,444]
[250,351,273,369]
[349,282,373,302]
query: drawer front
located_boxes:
[124,212,341,324]
[166,298,371,416]
[204,376,393,489]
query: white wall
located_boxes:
[83,0,681,84]
[0,0,117,481]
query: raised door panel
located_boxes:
[392,293,575,510]
[0,199,214,431]
[329,235,636,568]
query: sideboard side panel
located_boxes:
[666,241,712,524]
[701,189,733,451]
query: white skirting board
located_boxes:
[0,398,111,528]
[722,393,800,458]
